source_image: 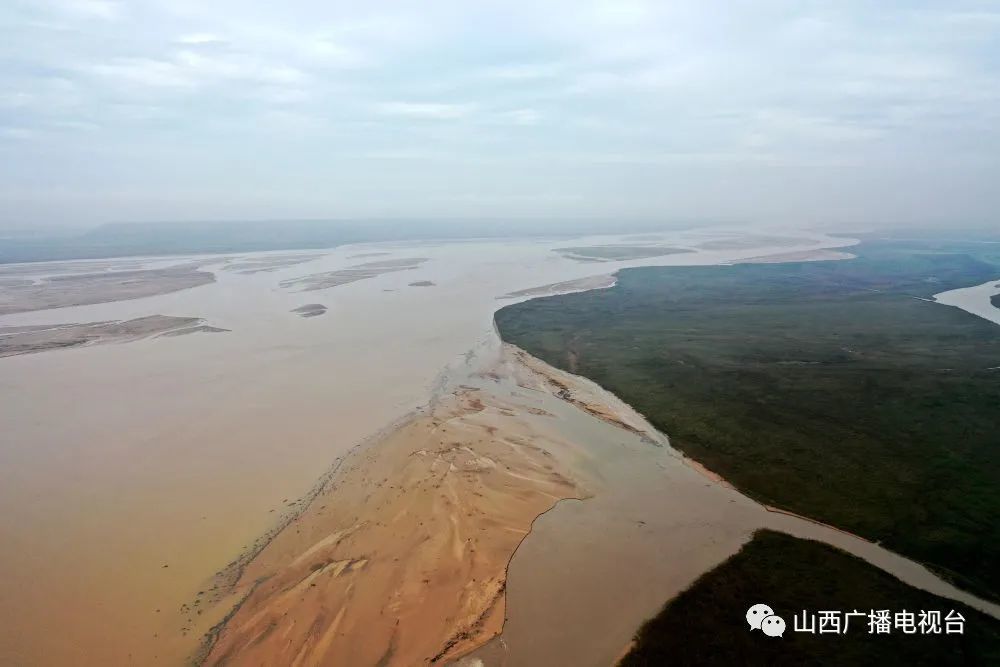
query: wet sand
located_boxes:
[695,234,811,250]
[222,254,326,275]
[202,367,588,666]
[555,246,692,262]
[499,275,616,300]
[0,229,862,666]
[738,248,857,264]
[0,315,223,358]
[0,265,215,315]
[291,303,328,318]
[279,257,429,291]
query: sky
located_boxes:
[1,0,999,228]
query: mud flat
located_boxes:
[0,315,223,358]
[738,248,857,264]
[280,258,428,291]
[0,265,215,315]
[222,253,325,274]
[291,303,328,318]
[694,234,810,250]
[499,275,616,300]
[0,258,151,276]
[555,245,692,262]
[348,251,392,259]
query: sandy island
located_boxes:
[291,304,328,318]
[0,266,215,315]
[200,348,603,666]
[0,315,226,358]
[498,274,616,300]
[280,258,429,291]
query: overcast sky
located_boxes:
[1,0,998,228]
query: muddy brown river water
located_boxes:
[7,228,990,666]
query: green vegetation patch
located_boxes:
[496,239,1000,597]
[621,530,1000,666]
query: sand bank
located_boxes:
[0,315,223,358]
[555,246,693,262]
[201,352,594,666]
[222,254,326,274]
[738,248,858,264]
[291,303,328,318]
[279,258,429,291]
[499,274,616,300]
[0,265,215,315]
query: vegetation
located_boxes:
[496,239,1000,598]
[620,530,1000,666]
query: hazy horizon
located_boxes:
[2,1,999,228]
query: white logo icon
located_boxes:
[762,614,786,637]
[747,603,785,637]
[746,603,774,631]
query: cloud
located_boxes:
[375,102,475,120]
[496,109,542,126]
[52,0,121,20]
[0,92,34,108]
[1,1,999,225]
[176,32,226,45]
[482,62,565,81]
[0,127,37,140]
[85,58,195,88]
[81,50,310,91]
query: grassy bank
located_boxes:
[620,530,1000,666]
[496,239,1000,597]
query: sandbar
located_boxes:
[0,266,215,315]
[201,351,590,666]
[0,315,224,357]
[291,304,328,318]
[280,258,428,291]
